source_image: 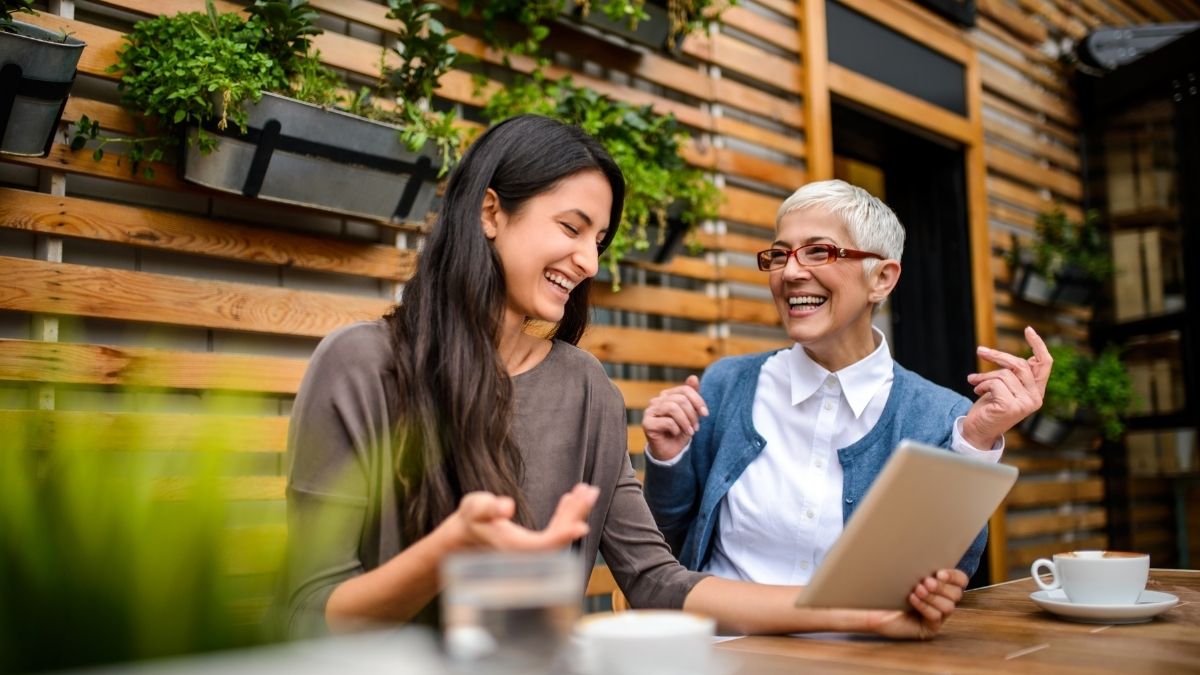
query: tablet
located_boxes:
[794,440,1018,610]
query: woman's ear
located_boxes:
[868,259,902,304]
[481,188,503,240]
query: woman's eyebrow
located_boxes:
[557,208,593,226]
[772,235,835,247]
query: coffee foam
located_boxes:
[1059,550,1146,560]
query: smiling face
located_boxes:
[484,169,613,325]
[770,208,900,370]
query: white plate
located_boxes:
[1029,589,1179,624]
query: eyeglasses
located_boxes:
[756,243,884,271]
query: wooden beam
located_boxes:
[828,64,974,144]
[837,0,973,64]
[800,0,833,181]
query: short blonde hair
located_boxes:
[776,179,905,276]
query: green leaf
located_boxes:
[92,147,104,162]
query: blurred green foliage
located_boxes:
[0,401,285,672]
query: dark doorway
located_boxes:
[832,102,978,399]
[832,101,985,584]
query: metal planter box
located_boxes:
[1011,260,1097,308]
[183,92,441,222]
[0,21,84,157]
[562,0,672,51]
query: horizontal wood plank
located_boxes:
[154,475,286,501]
[0,409,288,453]
[580,326,719,368]
[0,256,390,337]
[0,338,308,393]
[1007,478,1104,508]
[1006,508,1106,538]
[0,189,415,281]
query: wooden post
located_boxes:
[800,0,833,182]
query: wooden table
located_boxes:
[718,569,1200,674]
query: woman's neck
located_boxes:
[497,309,549,376]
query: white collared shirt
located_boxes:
[648,329,1003,585]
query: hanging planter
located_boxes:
[562,0,672,51]
[182,92,441,222]
[70,0,464,220]
[1009,208,1111,308]
[1018,411,1078,446]
[1018,343,1135,446]
[0,19,84,157]
[1010,256,1098,307]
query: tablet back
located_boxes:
[795,440,1018,610]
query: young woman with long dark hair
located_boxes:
[281,116,968,640]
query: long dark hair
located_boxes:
[386,115,625,543]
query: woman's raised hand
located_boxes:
[448,483,599,552]
[962,326,1054,449]
[642,375,709,462]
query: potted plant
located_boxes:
[483,71,720,286]
[459,0,730,56]
[1010,208,1113,307]
[1019,343,1135,445]
[0,0,85,157]
[569,0,733,51]
[72,0,464,222]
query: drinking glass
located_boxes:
[441,550,583,674]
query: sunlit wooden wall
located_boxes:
[2,1,1197,613]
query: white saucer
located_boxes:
[1029,589,1179,624]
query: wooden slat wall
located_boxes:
[971,0,1197,577]
[4,0,1197,606]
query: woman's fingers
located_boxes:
[1025,326,1053,385]
[540,484,599,544]
[938,568,969,590]
[978,347,1037,389]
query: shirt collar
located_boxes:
[787,327,894,418]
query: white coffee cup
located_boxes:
[575,610,716,675]
[1031,550,1150,605]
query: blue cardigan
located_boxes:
[643,350,988,579]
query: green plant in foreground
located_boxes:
[0,0,35,32]
[0,417,283,672]
[484,72,720,285]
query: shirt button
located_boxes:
[823,401,833,411]
[815,460,824,469]
[799,561,810,570]
[806,509,815,519]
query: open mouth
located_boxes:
[788,295,827,311]
[544,270,577,295]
